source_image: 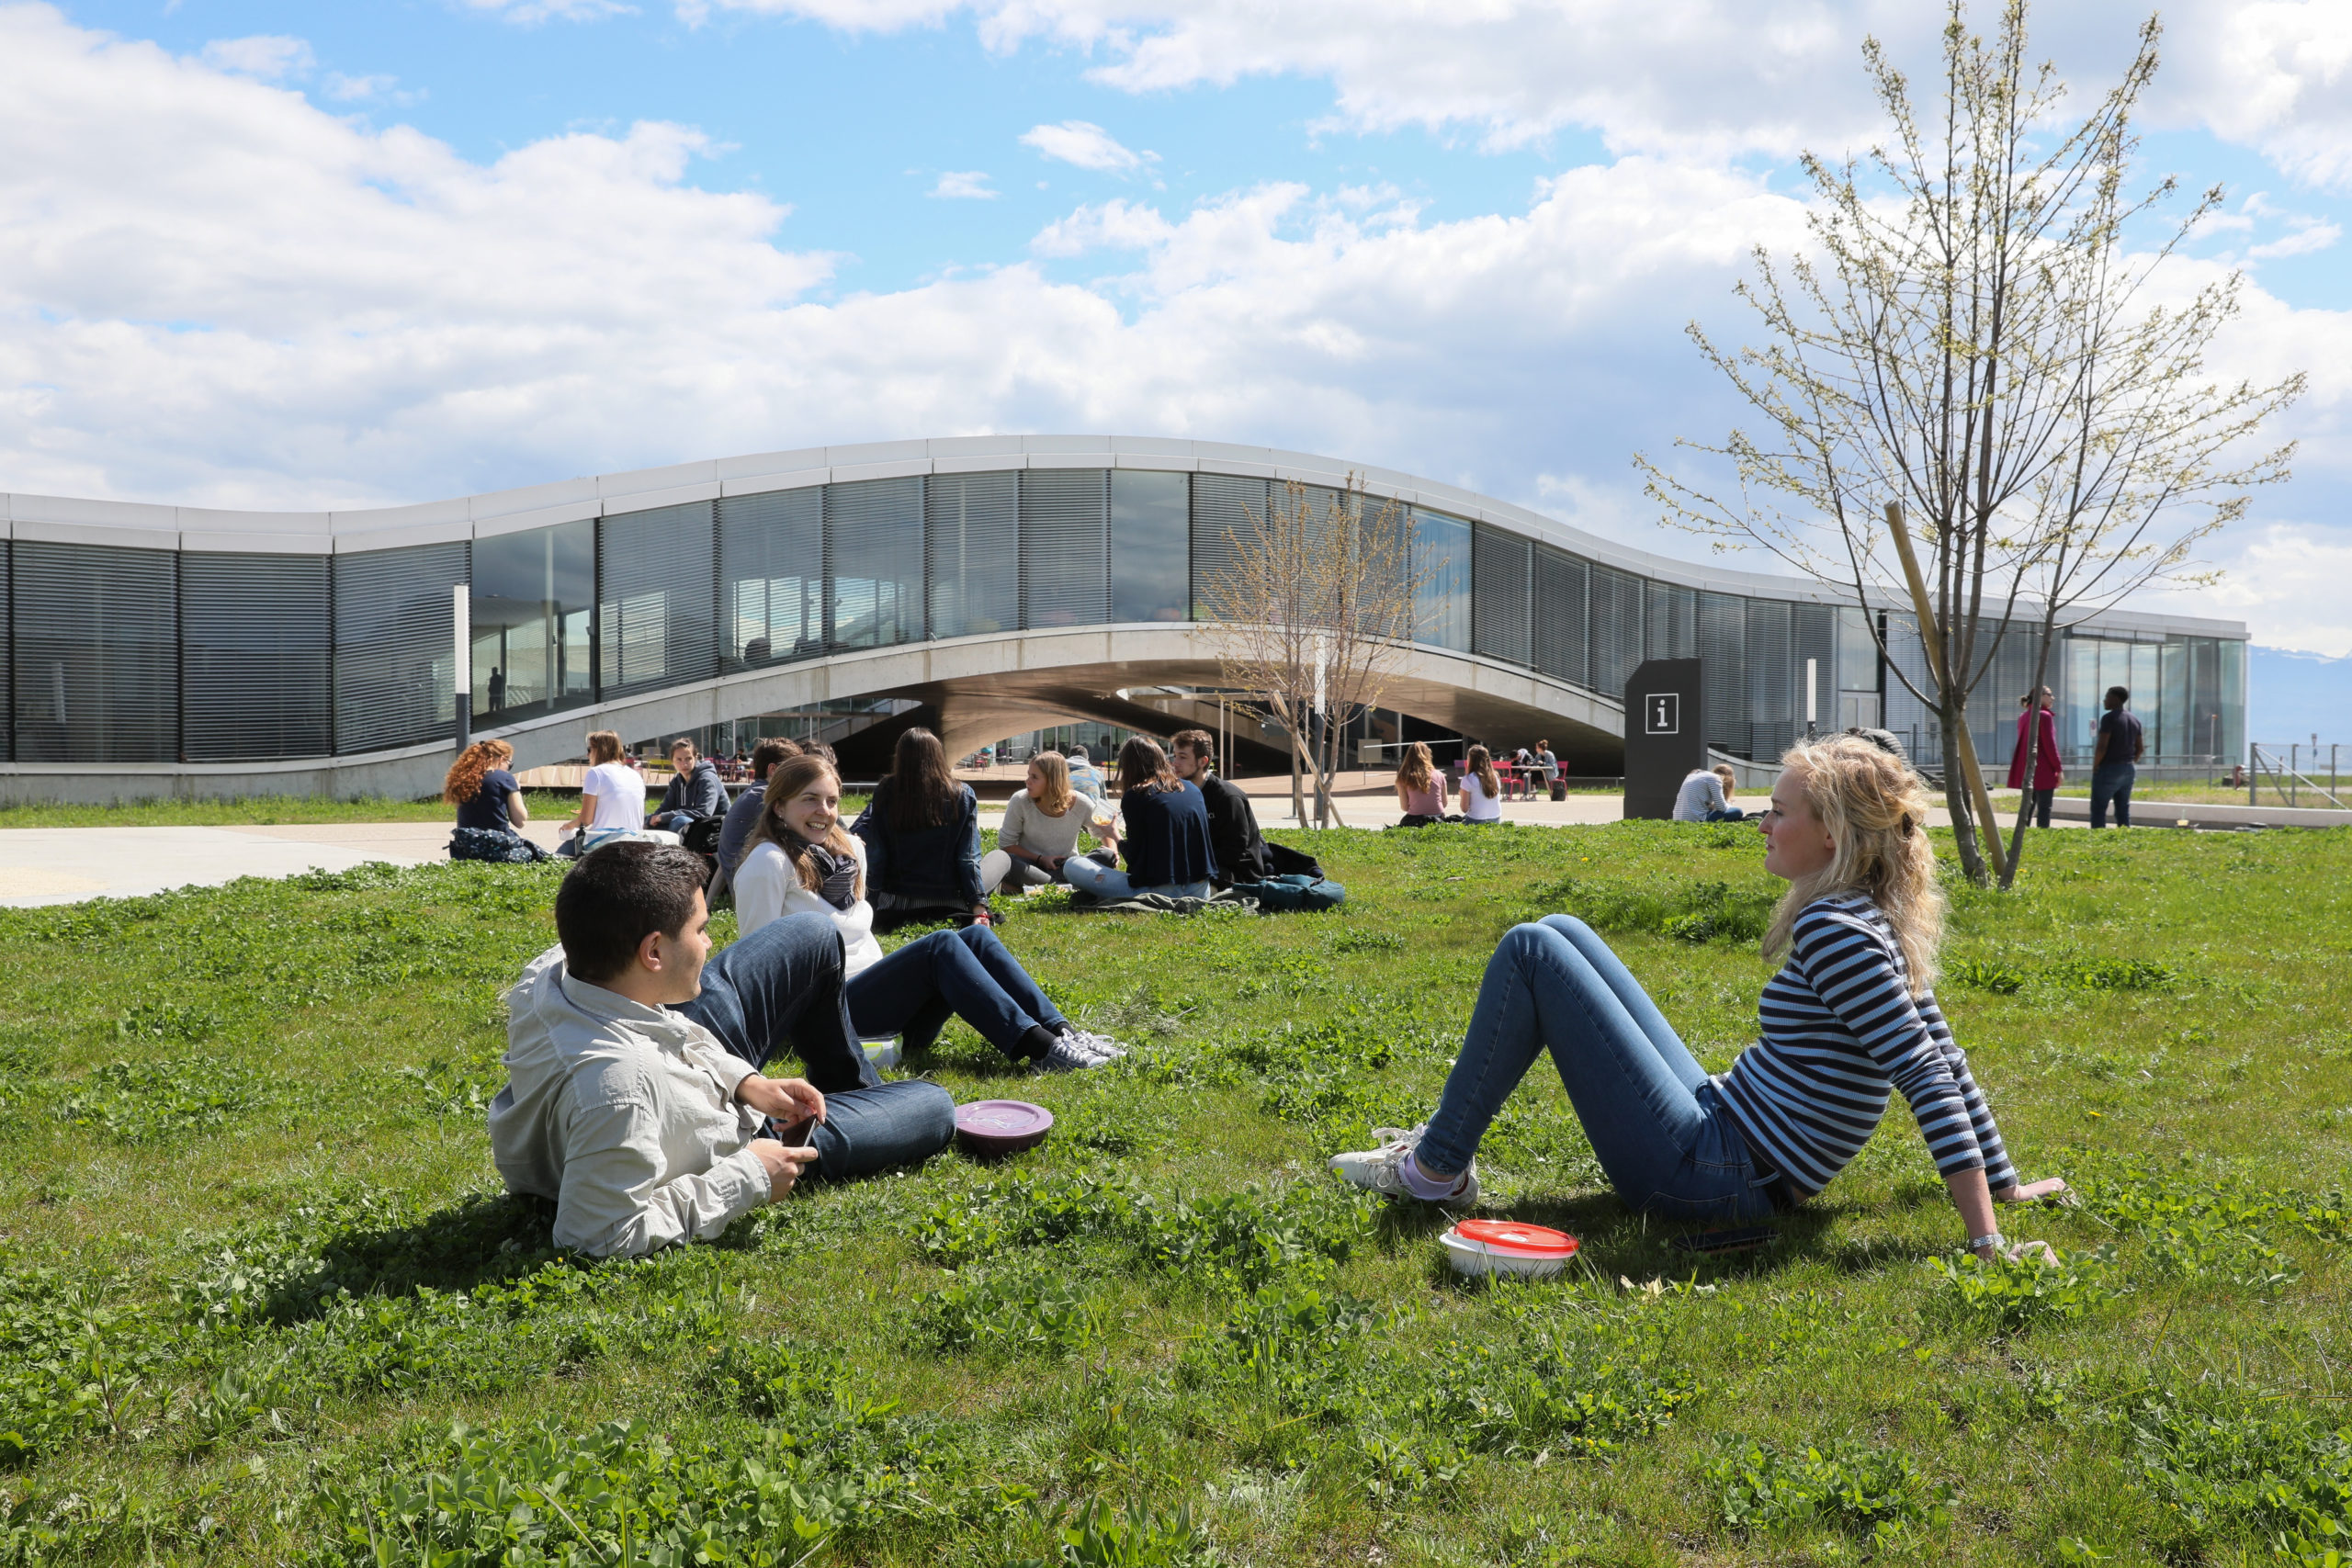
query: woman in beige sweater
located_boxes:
[981,751,1106,895]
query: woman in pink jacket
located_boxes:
[2006,687,2063,829]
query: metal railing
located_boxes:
[2249,743,2346,809]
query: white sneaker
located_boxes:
[1034,1037,1099,1073]
[1058,1026,1127,1062]
[1330,1125,1478,1203]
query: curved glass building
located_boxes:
[0,435,2245,798]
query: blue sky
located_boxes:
[6,0,2351,663]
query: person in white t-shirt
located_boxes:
[560,730,655,853]
[1459,745,1506,823]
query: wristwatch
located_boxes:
[1967,1231,2007,1255]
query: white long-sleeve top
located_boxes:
[487,944,772,1258]
[734,836,885,978]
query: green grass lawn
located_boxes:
[0,794,573,829]
[1,823,2347,1564]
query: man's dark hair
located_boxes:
[1170,728,1216,768]
[555,841,710,984]
[752,737,799,779]
[2105,685,2130,709]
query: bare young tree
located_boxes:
[1202,477,1422,829]
[1637,0,2301,885]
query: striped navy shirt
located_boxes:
[1716,893,2016,1198]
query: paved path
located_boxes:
[0,820,567,908]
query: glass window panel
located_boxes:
[1645,581,1697,660]
[926,472,1018,638]
[1532,547,1588,684]
[1837,606,1878,693]
[599,502,717,700]
[1190,474,1271,622]
[1410,510,1470,652]
[1589,567,1645,696]
[2064,637,2104,761]
[470,521,594,723]
[2157,641,2188,760]
[1021,468,1110,628]
[1746,597,1794,761]
[2129,643,2160,739]
[824,477,924,650]
[182,552,331,761]
[2218,637,2245,763]
[12,542,177,763]
[1470,524,1531,666]
[1110,469,1190,624]
[719,487,822,669]
[1699,592,1747,755]
[335,541,467,753]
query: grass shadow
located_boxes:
[264,1190,558,1322]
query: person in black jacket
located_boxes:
[1170,728,1269,886]
[649,739,728,833]
[1064,737,1219,900]
[852,728,989,931]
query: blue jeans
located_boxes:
[675,912,955,1182]
[1417,917,1782,1224]
[2090,763,2134,829]
[847,926,1065,1062]
[1062,856,1211,902]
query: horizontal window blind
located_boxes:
[1470,524,1531,667]
[1190,474,1269,622]
[1109,469,1190,625]
[718,488,822,669]
[14,542,179,763]
[599,501,717,700]
[1646,581,1697,660]
[926,472,1019,638]
[182,553,331,761]
[334,541,469,754]
[823,478,924,650]
[0,544,11,761]
[1532,546,1589,688]
[1589,565,1645,698]
[1021,468,1109,630]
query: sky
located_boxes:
[2,0,2348,661]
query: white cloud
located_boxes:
[5,0,2349,656]
[323,71,415,104]
[929,169,997,198]
[1020,119,1150,173]
[2248,220,2342,260]
[198,33,312,79]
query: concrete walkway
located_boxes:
[0,820,567,907]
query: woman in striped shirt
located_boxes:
[1333,733,2064,1261]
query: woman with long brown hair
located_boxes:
[852,728,987,931]
[1394,740,1445,825]
[1335,734,2064,1258]
[1061,736,1218,902]
[740,754,1122,1070]
[445,739,546,861]
[1457,744,1504,823]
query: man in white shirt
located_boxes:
[489,841,955,1258]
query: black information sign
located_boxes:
[1623,658,1705,821]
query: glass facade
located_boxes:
[0,455,2247,767]
[471,520,594,723]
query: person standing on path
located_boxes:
[2090,686,2143,829]
[2006,688,2064,830]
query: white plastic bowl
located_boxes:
[1442,1231,1570,1280]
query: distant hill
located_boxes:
[2252,647,2352,749]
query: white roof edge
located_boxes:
[2,440,2253,639]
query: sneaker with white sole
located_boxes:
[1330,1124,1478,1203]
[1033,1037,1099,1073]
[1058,1026,1128,1062]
